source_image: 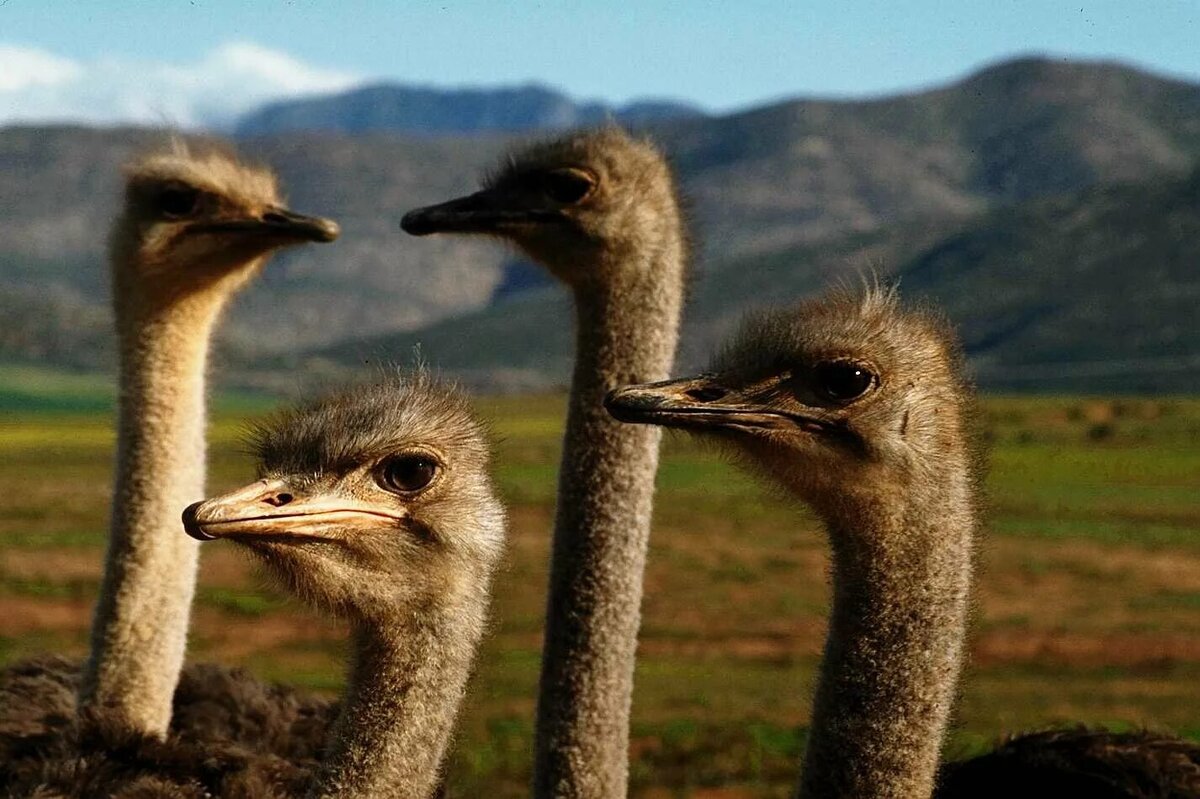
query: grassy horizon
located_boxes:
[1,387,1198,796]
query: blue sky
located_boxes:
[2,1,1198,126]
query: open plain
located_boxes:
[1,367,1197,797]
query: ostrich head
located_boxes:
[400,126,684,289]
[112,140,339,305]
[606,285,975,513]
[183,373,505,622]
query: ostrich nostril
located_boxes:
[262,211,289,225]
[264,492,293,507]
[685,386,727,403]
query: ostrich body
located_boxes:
[402,127,688,797]
[937,727,1200,798]
[1,655,332,797]
[183,372,506,799]
[82,142,339,736]
[606,287,1200,798]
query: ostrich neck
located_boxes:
[80,283,230,736]
[798,472,975,799]
[534,242,685,798]
[310,597,489,799]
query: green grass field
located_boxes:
[1,373,1198,797]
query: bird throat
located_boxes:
[80,284,232,735]
[799,468,976,799]
[310,602,488,799]
[534,232,687,797]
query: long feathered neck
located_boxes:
[797,457,975,799]
[534,234,686,797]
[80,247,247,736]
[309,586,491,799]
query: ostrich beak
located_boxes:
[401,189,553,235]
[605,375,832,434]
[182,478,403,543]
[190,206,341,243]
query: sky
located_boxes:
[2,1,1199,128]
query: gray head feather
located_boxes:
[249,369,486,478]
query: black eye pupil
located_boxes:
[814,361,874,402]
[158,187,199,217]
[543,171,593,204]
[382,456,437,493]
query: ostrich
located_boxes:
[0,140,338,752]
[401,126,689,797]
[184,371,506,798]
[2,372,505,798]
[605,286,1200,798]
[79,140,339,737]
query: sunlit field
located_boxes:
[2,369,1198,797]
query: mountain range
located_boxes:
[1,56,1198,392]
[235,82,704,136]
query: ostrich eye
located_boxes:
[378,455,439,494]
[542,169,595,204]
[812,360,876,403]
[157,186,200,218]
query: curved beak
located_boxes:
[182,478,403,543]
[606,374,832,434]
[190,206,341,243]
[401,188,553,236]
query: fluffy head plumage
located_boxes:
[487,125,689,280]
[608,284,978,515]
[125,138,281,211]
[196,370,507,621]
[249,370,485,478]
[723,285,974,491]
[402,125,689,291]
[712,282,945,390]
[111,137,337,307]
[486,125,669,198]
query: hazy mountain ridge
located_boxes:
[235,83,705,136]
[0,126,515,366]
[897,167,1200,391]
[311,166,1200,393]
[657,56,1200,257]
[2,56,1198,391]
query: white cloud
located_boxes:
[0,45,83,92]
[0,42,362,128]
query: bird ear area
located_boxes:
[540,167,597,205]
